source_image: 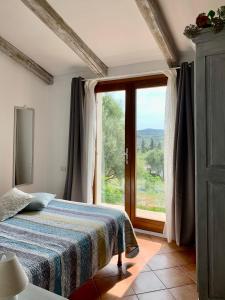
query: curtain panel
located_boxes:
[64,78,97,204]
[82,80,98,203]
[64,77,85,201]
[173,62,195,246]
[164,70,178,243]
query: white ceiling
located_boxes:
[0,0,224,77]
[159,0,225,57]
[48,0,165,67]
[0,0,85,75]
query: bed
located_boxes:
[0,199,139,297]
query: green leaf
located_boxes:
[208,10,216,19]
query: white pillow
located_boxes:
[0,188,33,221]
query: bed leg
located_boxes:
[117,253,122,268]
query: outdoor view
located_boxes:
[98,86,166,221]
[136,87,166,221]
[99,91,125,208]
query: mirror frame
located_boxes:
[13,106,35,187]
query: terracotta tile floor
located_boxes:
[69,233,197,300]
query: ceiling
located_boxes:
[159,0,225,57]
[0,0,224,77]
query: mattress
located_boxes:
[0,199,139,297]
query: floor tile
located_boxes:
[179,264,197,282]
[94,275,135,299]
[156,243,180,254]
[94,263,129,279]
[140,264,151,272]
[137,235,192,257]
[135,238,163,260]
[169,284,198,300]
[175,250,196,265]
[148,251,190,270]
[137,290,174,300]
[69,233,197,300]
[131,271,165,294]
[154,267,194,288]
[156,243,194,255]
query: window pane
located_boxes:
[96,91,125,210]
[136,87,166,221]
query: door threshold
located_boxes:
[134,228,166,239]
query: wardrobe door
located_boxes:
[194,31,225,300]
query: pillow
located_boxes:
[0,188,33,221]
[23,193,56,211]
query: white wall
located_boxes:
[0,52,92,198]
[45,74,71,197]
[0,52,50,196]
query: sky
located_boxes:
[101,87,166,130]
[136,87,166,130]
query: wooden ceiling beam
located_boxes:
[0,35,53,84]
[21,0,108,77]
[135,0,179,67]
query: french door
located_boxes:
[95,75,167,233]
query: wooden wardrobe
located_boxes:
[193,29,225,299]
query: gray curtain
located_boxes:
[173,62,195,246]
[64,77,84,201]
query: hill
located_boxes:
[137,128,164,149]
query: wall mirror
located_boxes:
[13,107,34,186]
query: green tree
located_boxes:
[150,138,154,150]
[145,149,164,178]
[136,153,145,178]
[102,95,124,181]
[141,139,146,153]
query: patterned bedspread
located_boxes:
[0,199,139,297]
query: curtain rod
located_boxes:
[81,66,182,81]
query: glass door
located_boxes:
[131,86,167,231]
[95,75,167,233]
[95,90,126,211]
